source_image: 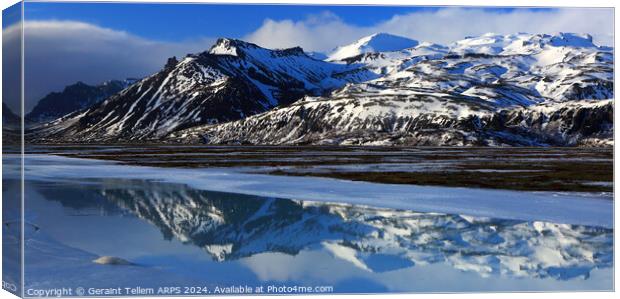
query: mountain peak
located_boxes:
[451,32,601,56]
[165,56,179,69]
[275,46,307,57]
[366,32,407,39]
[208,38,313,60]
[328,33,420,61]
[209,38,260,56]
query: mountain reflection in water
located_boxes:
[36,178,612,282]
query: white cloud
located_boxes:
[3,20,215,112]
[245,11,374,53]
[245,8,614,52]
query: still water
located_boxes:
[2,154,614,295]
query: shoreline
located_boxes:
[7,153,614,228]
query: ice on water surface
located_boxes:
[2,153,612,293]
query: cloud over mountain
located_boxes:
[245,8,613,52]
[2,20,214,112]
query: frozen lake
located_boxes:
[2,152,614,294]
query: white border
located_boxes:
[0,1,617,299]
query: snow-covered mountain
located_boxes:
[170,32,613,146]
[26,79,136,123]
[31,38,374,141]
[451,32,606,55]
[31,32,613,146]
[327,33,420,61]
[173,96,612,146]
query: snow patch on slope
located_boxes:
[328,33,420,61]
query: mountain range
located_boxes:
[26,79,137,123]
[28,32,614,146]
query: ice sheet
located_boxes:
[10,154,614,228]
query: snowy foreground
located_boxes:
[13,154,613,228]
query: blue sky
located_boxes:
[2,1,20,28]
[24,3,419,41]
[24,3,512,41]
[3,3,613,111]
